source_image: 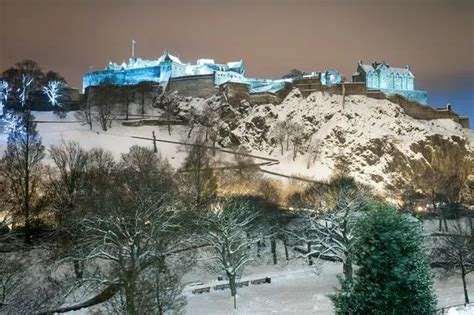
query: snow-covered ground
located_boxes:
[0,111,238,170]
[1,107,472,314]
[182,244,473,314]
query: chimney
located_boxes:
[446,103,452,111]
[405,65,410,71]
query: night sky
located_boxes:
[1,0,473,120]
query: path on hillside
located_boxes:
[103,132,318,183]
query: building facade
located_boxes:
[352,61,427,104]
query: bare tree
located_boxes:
[288,175,370,280]
[91,83,119,131]
[0,111,45,243]
[154,92,178,136]
[0,79,11,115]
[432,219,474,304]
[179,135,217,210]
[306,139,321,169]
[198,200,259,309]
[75,94,93,130]
[49,141,89,278]
[288,122,305,161]
[270,121,287,156]
[43,80,64,107]
[80,197,187,315]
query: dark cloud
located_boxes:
[1,0,473,112]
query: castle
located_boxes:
[352,61,427,104]
[83,52,429,104]
[82,52,469,128]
[82,51,341,95]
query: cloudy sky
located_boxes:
[1,0,473,119]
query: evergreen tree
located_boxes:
[331,203,437,314]
[1,111,45,242]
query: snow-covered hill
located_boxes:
[180,89,472,192]
[1,89,471,194]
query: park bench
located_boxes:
[214,283,230,290]
[236,280,249,288]
[192,287,210,294]
[251,277,271,285]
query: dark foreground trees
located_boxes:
[331,204,437,314]
[81,197,187,315]
[1,111,45,243]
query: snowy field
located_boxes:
[180,245,473,315]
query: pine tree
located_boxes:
[1,111,45,243]
[331,203,437,314]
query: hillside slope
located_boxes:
[182,89,472,192]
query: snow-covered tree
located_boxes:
[198,200,260,309]
[0,79,11,115]
[331,203,437,314]
[42,80,64,107]
[288,175,369,279]
[46,197,189,315]
[288,122,305,161]
[432,219,474,304]
[17,74,33,108]
[154,92,178,136]
[270,121,287,156]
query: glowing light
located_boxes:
[17,74,33,107]
[3,111,23,134]
[0,79,10,115]
[43,80,63,107]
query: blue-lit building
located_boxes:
[352,61,427,104]
[83,51,340,94]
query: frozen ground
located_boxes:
[182,243,473,315]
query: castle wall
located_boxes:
[83,66,162,91]
[367,93,470,129]
[168,74,218,98]
[249,93,281,105]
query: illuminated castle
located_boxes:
[352,61,427,104]
[82,51,341,94]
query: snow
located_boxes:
[446,304,474,315]
[182,238,473,314]
[223,89,471,192]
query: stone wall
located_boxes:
[168,74,218,98]
[367,92,470,129]
[249,93,281,105]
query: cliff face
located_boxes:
[179,89,472,192]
